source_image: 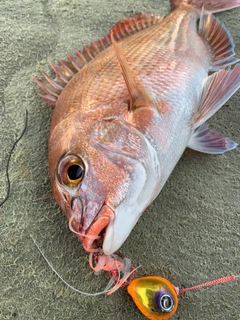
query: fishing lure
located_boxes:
[128,276,178,320]
[127,274,237,319]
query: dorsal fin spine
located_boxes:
[39,93,57,105]
[40,70,63,91]
[50,63,69,83]
[32,75,59,98]
[67,54,81,71]
[92,41,101,54]
[76,50,88,65]
[58,60,75,77]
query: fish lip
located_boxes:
[68,197,114,252]
[82,204,115,253]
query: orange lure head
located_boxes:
[128,276,178,320]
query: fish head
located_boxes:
[49,111,159,255]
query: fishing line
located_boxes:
[0,109,28,207]
[30,234,140,296]
[30,234,111,296]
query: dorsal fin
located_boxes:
[199,12,238,71]
[32,12,164,105]
[171,0,240,13]
[110,12,164,40]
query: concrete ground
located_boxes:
[0,1,239,319]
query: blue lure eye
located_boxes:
[155,290,175,313]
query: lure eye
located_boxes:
[155,291,174,313]
[57,155,85,188]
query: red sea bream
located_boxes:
[34,0,240,261]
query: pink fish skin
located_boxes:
[33,0,240,256]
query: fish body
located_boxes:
[34,0,240,256]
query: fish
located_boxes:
[33,0,240,258]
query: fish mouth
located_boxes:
[69,203,114,253]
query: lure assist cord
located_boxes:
[178,274,237,293]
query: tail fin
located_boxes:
[171,0,240,13]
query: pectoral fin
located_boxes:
[188,123,237,154]
[193,64,240,129]
[110,32,158,112]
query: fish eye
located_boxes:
[57,155,85,188]
[67,164,83,180]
